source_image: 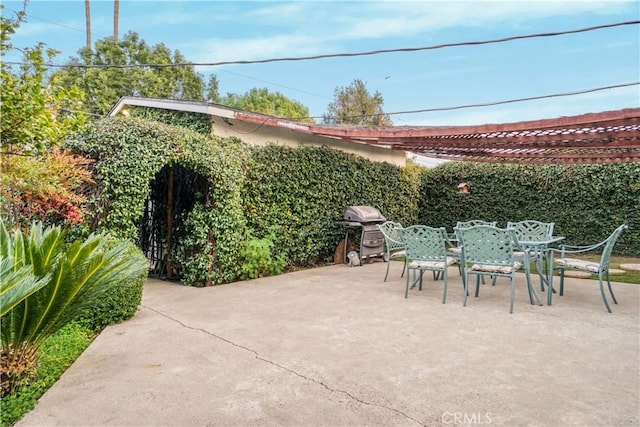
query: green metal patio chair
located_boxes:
[455,225,524,314]
[449,220,497,279]
[507,220,555,289]
[547,224,628,313]
[376,221,407,282]
[403,225,457,301]
[507,220,555,242]
[456,220,498,229]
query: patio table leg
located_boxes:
[547,252,555,306]
[525,251,542,306]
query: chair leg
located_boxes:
[384,256,391,282]
[442,270,448,304]
[524,262,534,305]
[605,270,618,304]
[539,258,546,291]
[526,275,534,305]
[404,269,410,298]
[547,266,554,306]
[401,259,406,278]
[509,276,516,314]
[460,265,468,295]
[559,270,565,296]
[598,273,613,313]
[475,275,481,297]
[463,272,470,306]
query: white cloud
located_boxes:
[184,33,328,64]
[174,0,637,64]
[253,0,635,43]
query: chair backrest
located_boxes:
[377,221,405,250]
[507,220,554,241]
[403,225,449,261]
[456,220,497,229]
[599,224,628,266]
[455,225,518,267]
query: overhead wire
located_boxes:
[3,20,638,69]
[233,81,640,133]
[5,17,637,122]
[44,80,640,123]
[328,82,640,120]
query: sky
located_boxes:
[3,0,640,127]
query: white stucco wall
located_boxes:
[211,117,407,167]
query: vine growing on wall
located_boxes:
[66,117,248,285]
[418,162,639,255]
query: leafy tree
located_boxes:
[206,74,221,103]
[1,3,92,232]
[223,87,313,122]
[53,31,205,115]
[0,4,87,155]
[0,220,148,397]
[323,79,392,126]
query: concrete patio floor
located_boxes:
[17,261,640,427]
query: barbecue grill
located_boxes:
[337,206,387,263]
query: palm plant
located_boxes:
[0,220,148,396]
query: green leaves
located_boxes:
[223,88,313,122]
[239,234,287,280]
[418,162,639,256]
[1,219,148,395]
[323,79,392,126]
[1,41,86,154]
[67,117,247,286]
[244,144,421,266]
[52,31,205,116]
[0,259,50,317]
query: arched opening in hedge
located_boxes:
[137,164,210,279]
[66,117,249,286]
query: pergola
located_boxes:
[237,107,640,165]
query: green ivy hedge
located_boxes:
[244,144,422,265]
[66,117,248,286]
[66,115,637,287]
[130,107,212,135]
[74,274,146,332]
[418,162,639,255]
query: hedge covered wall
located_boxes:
[418,162,639,256]
[244,144,422,265]
[66,117,248,285]
[66,115,637,286]
[66,118,421,285]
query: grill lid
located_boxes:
[343,206,386,223]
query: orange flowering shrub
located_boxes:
[0,148,93,228]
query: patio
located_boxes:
[17,261,639,426]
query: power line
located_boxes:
[308,82,640,120]
[379,82,640,118]
[4,20,638,69]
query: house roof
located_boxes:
[109,97,640,165]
